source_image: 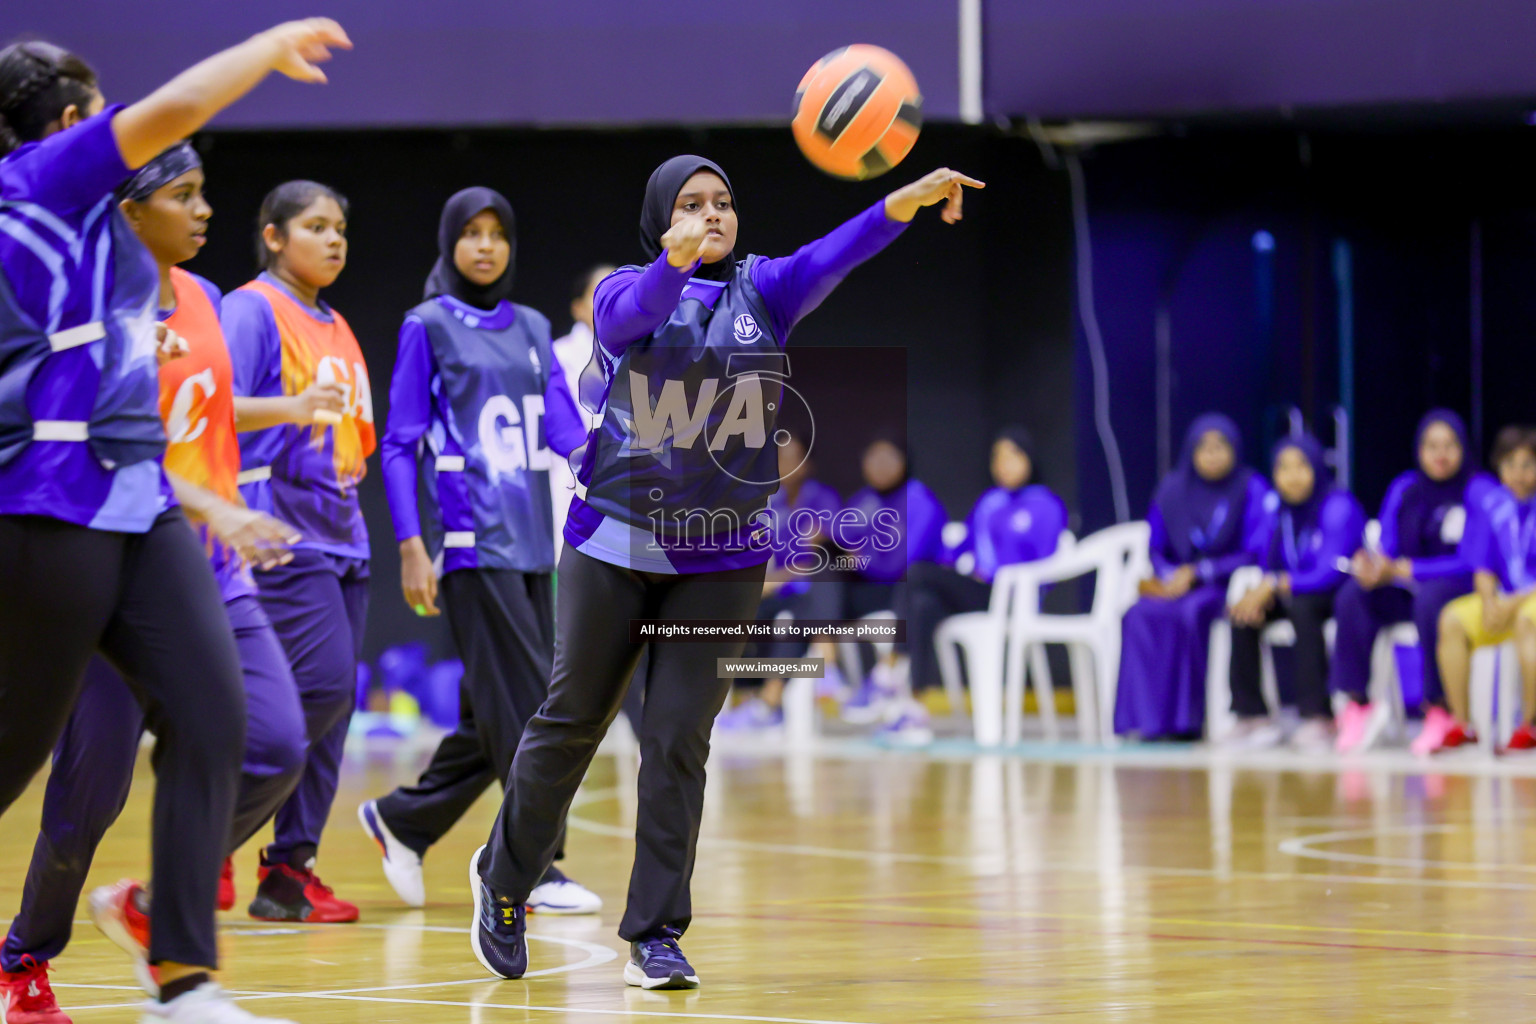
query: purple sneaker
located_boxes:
[715,698,783,732]
[841,670,896,724]
[468,845,526,979]
[623,926,699,990]
[876,701,934,746]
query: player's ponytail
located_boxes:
[0,41,98,157]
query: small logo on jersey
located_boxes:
[1011,509,1034,533]
[528,347,542,374]
[733,313,762,345]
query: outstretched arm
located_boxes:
[112,19,351,169]
[753,168,986,339]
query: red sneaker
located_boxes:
[1,956,71,1024]
[1506,724,1536,751]
[1411,706,1477,757]
[87,881,157,995]
[248,852,358,923]
[217,857,236,912]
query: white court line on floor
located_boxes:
[59,988,884,1024]
[1278,824,1536,872]
[223,990,883,1024]
[565,788,1536,892]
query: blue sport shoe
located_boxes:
[468,845,526,979]
[623,926,699,989]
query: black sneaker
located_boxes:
[623,926,699,990]
[468,845,526,979]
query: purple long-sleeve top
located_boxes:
[951,484,1070,583]
[594,201,907,355]
[382,298,587,545]
[1248,488,1366,595]
[837,477,948,583]
[1148,474,1271,585]
[1461,482,1536,593]
[1375,470,1496,581]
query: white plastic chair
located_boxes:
[1205,566,1337,741]
[993,522,1151,747]
[1470,642,1522,752]
[934,532,1075,740]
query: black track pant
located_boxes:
[0,511,245,968]
[481,546,765,941]
[897,562,992,692]
[1230,590,1337,720]
[377,569,566,860]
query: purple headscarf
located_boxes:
[1154,413,1254,563]
[1269,432,1334,569]
[1396,409,1473,558]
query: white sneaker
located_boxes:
[527,865,603,915]
[876,700,934,746]
[357,800,425,908]
[1289,719,1335,754]
[1240,720,1286,749]
[140,982,296,1024]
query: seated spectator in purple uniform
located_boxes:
[1425,426,1536,756]
[1226,434,1365,752]
[1329,410,1492,754]
[833,436,946,727]
[899,426,1067,699]
[718,432,843,729]
[1115,414,1267,741]
[836,437,946,610]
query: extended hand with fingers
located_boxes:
[261,18,353,84]
[884,168,986,224]
[207,504,301,571]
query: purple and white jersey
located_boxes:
[564,200,907,575]
[382,295,587,574]
[0,105,172,531]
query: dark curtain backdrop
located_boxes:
[187,125,1076,661]
[1072,124,1536,536]
[182,118,1535,663]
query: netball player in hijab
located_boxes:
[0,22,347,1024]
[358,187,599,914]
[3,144,315,1024]
[468,157,983,988]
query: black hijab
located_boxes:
[423,187,516,310]
[639,155,736,283]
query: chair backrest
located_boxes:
[1079,521,1151,622]
[997,521,1148,625]
[984,531,1077,618]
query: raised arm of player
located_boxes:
[112,19,351,169]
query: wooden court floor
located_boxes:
[6,737,1536,1023]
